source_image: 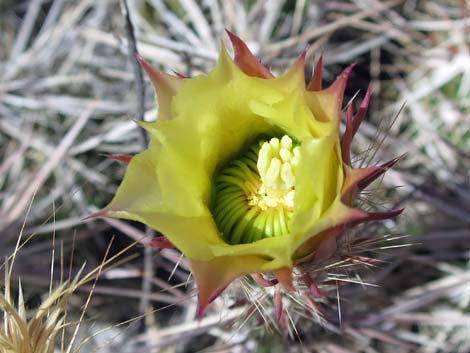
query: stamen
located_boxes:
[213,135,299,244]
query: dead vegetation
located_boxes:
[0,1,469,352]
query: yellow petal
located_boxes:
[190,254,274,317]
[305,65,353,126]
[136,55,183,121]
[290,134,343,241]
[100,40,360,297]
[292,202,367,260]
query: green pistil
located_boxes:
[212,135,299,244]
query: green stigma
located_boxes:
[213,135,300,244]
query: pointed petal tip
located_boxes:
[134,52,144,64]
[350,207,404,226]
[333,63,356,87]
[135,55,181,84]
[351,84,372,136]
[82,209,107,221]
[300,45,309,61]
[308,53,323,91]
[136,57,182,120]
[364,208,405,221]
[317,53,324,63]
[355,154,405,191]
[324,63,356,112]
[273,288,287,328]
[196,285,227,320]
[342,153,404,197]
[273,268,295,292]
[252,273,278,287]
[149,236,174,249]
[362,84,372,107]
[347,207,371,222]
[224,28,237,41]
[104,154,133,164]
[172,70,186,78]
[135,53,153,74]
[292,46,309,69]
[341,103,354,165]
[196,302,205,320]
[225,29,244,52]
[224,29,273,78]
[302,274,323,298]
[343,63,356,76]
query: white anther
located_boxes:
[269,137,280,153]
[280,135,292,149]
[291,146,301,168]
[284,190,295,208]
[279,148,292,163]
[257,143,272,177]
[256,135,300,211]
[265,157,281,187]
[293,146,301,158]
[280,163,295,188]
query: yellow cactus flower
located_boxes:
[91,31,402,316]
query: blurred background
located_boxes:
[0,0,469,352]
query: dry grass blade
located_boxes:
[1,104,96,230]
[0,202,144,353]
[1,0,469,352]
[1,255,75,353]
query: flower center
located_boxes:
[212,135,300,244]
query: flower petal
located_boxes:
[190,255,270,317]
[342,155,403,199]
[273,267,295,292]
[97,145,222,261]
[103,46,324,265]
[307,54,323,91]
[136,54,183,121]
[352,85,371,136]
[291,135,343,240]
[341,104,354,166]
[225,30,273,79]
[305,65,354,126]
[105,154,133,164]
[293,203,368,260]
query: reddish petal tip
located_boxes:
[172,71,186,78]
[149,236,174,249]
[136,56,156,76]
[273,268,295,292]
[196,285,227,320]
[293,46,309,69]
[325,63,356,113]
[300,45,309,60]
[196,304,205,320]
[362,85,372,108]
[251,273,278,287]
[224,28,237,40]
[302,274,323,298]
[369,207,405,220]
[361,208,405,223]
[352,84,372,136]
[134,52,144,63]
[341,104,354,166]
[273,288,287,328]
[105,154,133,164]
[225,29,273,78]
[343,63,356,76]
[308,54,323,91]
[357,154,405,190]
[82,210,107,221]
